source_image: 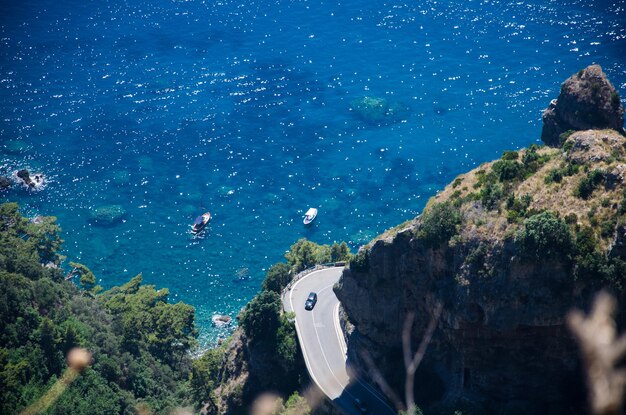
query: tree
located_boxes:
[149,301,198,363]
[37,317,62,374]
[276,313,298,370]
[262,263,292,294]
[417,202,462,247]
[191,346,225,403]
[239,291,281,342]
[515,211,574,261]
[330,242,351,262]
[285,239,320,272]
[68,262,96,290]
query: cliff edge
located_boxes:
[335,66,626,414]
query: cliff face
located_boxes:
[335,67,626,414]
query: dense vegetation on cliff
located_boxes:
[0,203,351,415]
[0,203,198,414]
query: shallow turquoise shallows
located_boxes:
[2,0,625,346]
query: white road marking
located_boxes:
[333,302,348,356]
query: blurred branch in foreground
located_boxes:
[403,303,442,415]
[359,303,442,414]
[567,292,626,415]
[20,348,92,415]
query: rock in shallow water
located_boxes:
[349,96,410,125]
[2,140,32,155]
[212,314,233,327]
[89,205,127,226]
[15,169,46,190]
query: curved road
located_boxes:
[284,267,396,415]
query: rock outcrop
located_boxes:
[336,69,626,414]
[541,64,624,146]
[15,169,45,190]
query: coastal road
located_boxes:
[284,267,396,415]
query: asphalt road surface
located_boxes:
[284,267,396,415]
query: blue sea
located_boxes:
[1,0,625,346]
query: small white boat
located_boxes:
[303,207,318,225]
[191,212,211,234]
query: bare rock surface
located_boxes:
[542,65,624,146]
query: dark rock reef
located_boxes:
[336,68,626,414]
[0,176,11,190]
[15,169,45,190]
[541,64,624,146]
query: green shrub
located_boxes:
[492,160,523,182]
[506,194,533,221]
[565,213,578,225]
[515,211,574,261]
[506,210,520,223]
[559,130,575,146]
[601,218,617,238]
[545,163,578,184]
[575,227,597,256]
[562,140,574,152]
[501,150,519,161]
[452,178,463,188]
[575,169,605,199]
[280,392,312,415]
[545,168,563,184]
[563,162,579,176]
[350,250,370,272]
[480,181,503,210]
[417,202,463,247]
[522,145,540,165]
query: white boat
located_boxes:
[303,207,317,225]
[191,212,211,234]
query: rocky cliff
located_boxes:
[335,66,626,414]
[541,65,624,146]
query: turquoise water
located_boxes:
[1,0,625,345]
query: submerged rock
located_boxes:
[0,176,11,190]
[350,96,410,125]
[2,140,32,155]
[541,64,625,146]
[212,314,233,327]
[111,170,131,186]
[89,205,126,226]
